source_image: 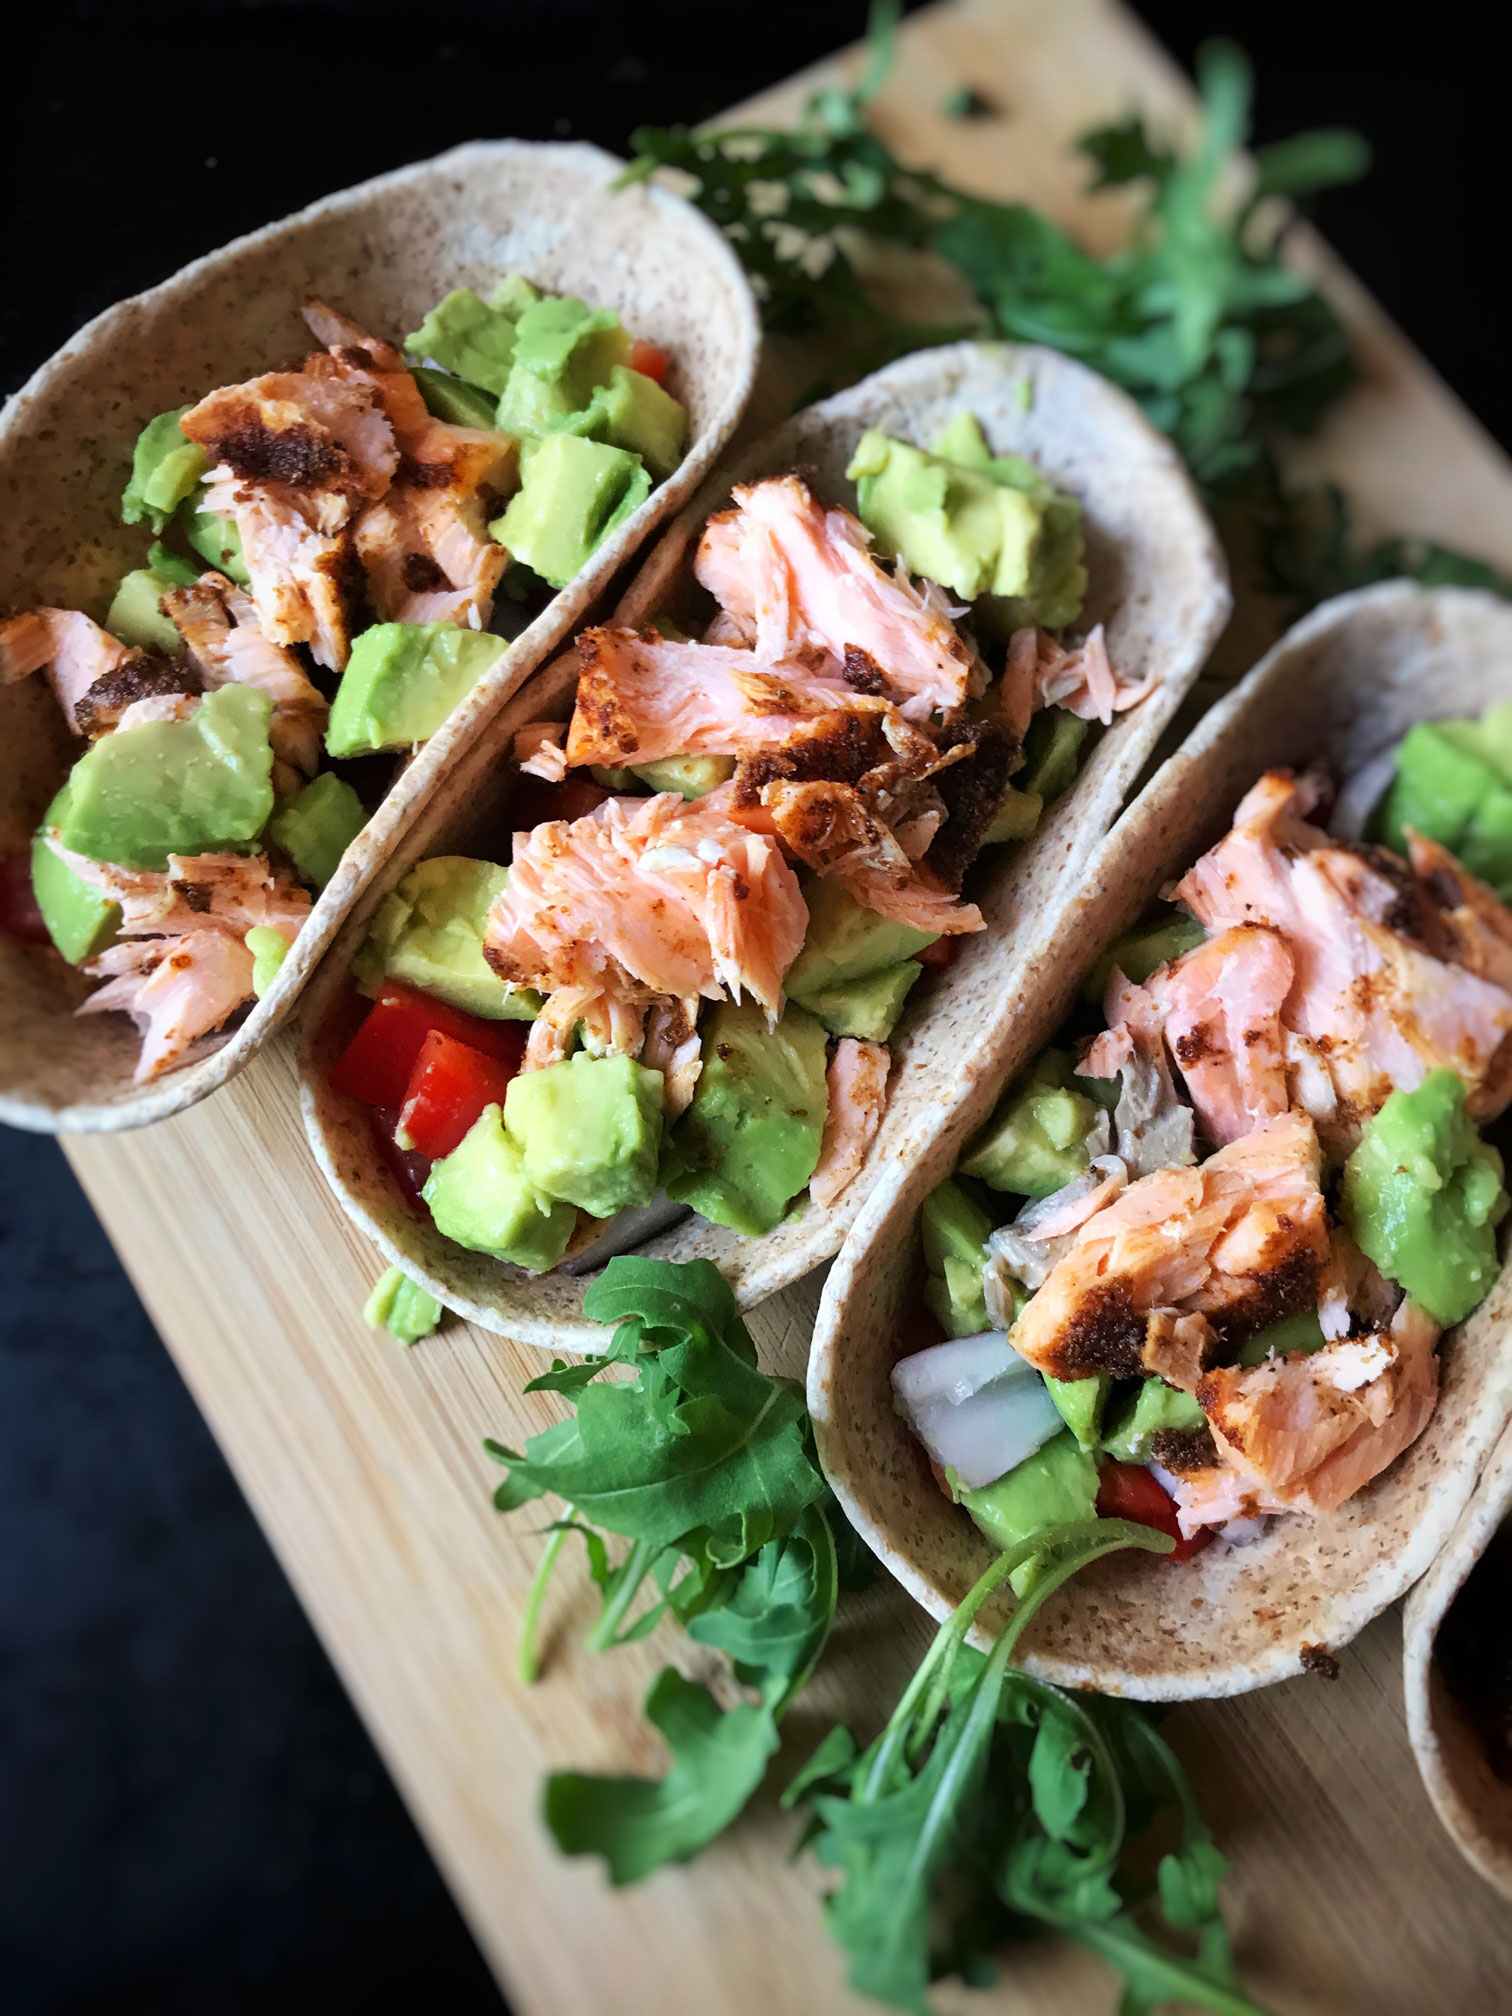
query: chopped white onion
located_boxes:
[892,1332,1064,1490]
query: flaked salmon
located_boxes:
[51,847,311,941]
[1175,771,1512,1150]
[485,792,808,1047]
[811,1038,889,1207]
[693,475,980,720]
[1007,1109,1329,1383]
[0,609,195,736]
[641,994,703,1117]
[162,572,327,790]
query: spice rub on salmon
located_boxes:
[1007,1110,1330,1383]
[0,609,197,736]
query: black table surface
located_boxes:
[1,4,1503,2011]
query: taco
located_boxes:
[1405,1414,1512,1898]
[299,339,1229,1350]
[0,140,758,1132]
[811,580,1512,1699]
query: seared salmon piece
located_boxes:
[1407,828,1512,995]
[162,572,327,789]
[641,994,704,1117]
[1007,1109,1329,1382]
[1194,1298,1440,1518]
[197,471,357,672]
[1175,771,1512,1152]
[1025,623,1153,726]
[693,475,980,719]
[485,792,808,1047]
[0,609,195,736]
[811,1038,890,1208]
[353,423,516,630]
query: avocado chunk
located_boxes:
[664,1000,828,1236]
[267,772,367,890]
[504,1050,664,1219]
[494,292,632,437]
[106,542,200,654]
[31,786,119,963]
[928,414,1087,633]
[405,288,521,395]
[52,684,275,873]
[1380,708,1512,901]
[181,495,251,585]
[959,1048,1101,1198]
[982,784,1044,847]
[567,364,687,482]
[1045,1374,1109,1450]
[1019,706,1090,804]
[787,874,938,1000]
[491,432,651,591]
[1234,1307,1327,1367]
[122,408,207,533]
[796,962,923,1043]
[589,753,736,800]
[244,925,290,997]
[356,855,539,1020]
[327,623,507,758]
[363,1264,443,1344]
[920,1177,994,1337]
[411,366,501,430]
[422,1104,576,1270]
[1082,908,1207,1006]
[957,1430,1099,1595]
[1102,1378,1205,1461]
[1341,1066,1508,1325]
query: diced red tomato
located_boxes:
[508,769,613,837]
[0,853,50,945]
[628,338,669,384]
[1096,1459,1211,1563]
[914,935,962,972]
[397,1026,525,1160]
[330,981,526,1109]
[369,1106,432,1216]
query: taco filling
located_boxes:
[327,415,1151,1272]
[0,282,689,1081]
[892,737,1512,1576]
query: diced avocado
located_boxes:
[1082,909,1207,1006]
[422,1104,576,1270]
[959,1048,1101,1198]
[633,754,735,800]
[244,926,289,997]
[664,1000,828,1236]
[498,292,632,429]
[919,1177,994,1338]
[786,874,939,1001]
[1046,1374,1108,1451]
[363,1264,443,1345]
[326,623,507,758]
[1341,1067,1508,1326]
[52,685,274,872]
[181,496,251,585]
[405,289,522,395]
[267,772,367,889]
[796,962,922,1043]
[505,1050,664,1219]
[957,1431,1100,1595]
[848,427,1045,603]
[568,364,687,482]
[982,784,1043,847]
[490,275,541,318]
[1235,1307,1327,1367]
[1381,709,1512,902]
[1102,1378,1206,1461]
[106,542,200,655]
[490,433,651,591]
[31,787,118,963]
[411,366,501,430]
[1018,706,1090,804]
[121,408,206,533]
[357,856,539,1021]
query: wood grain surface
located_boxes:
[60,2,1512,2009]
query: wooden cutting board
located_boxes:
[60,2,1512,2009]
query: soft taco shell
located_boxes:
[298,339,1230,1351]
[1404,1415,1512,1897]
[0,139,758,1133]
[810,581,1512,1700]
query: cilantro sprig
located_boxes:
[489,1257,1268,2013]
[626,9,1504,613]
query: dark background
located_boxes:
[1,5,1502,2011]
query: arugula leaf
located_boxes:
[545,1667,781,1883]
[689,1502,837,1711]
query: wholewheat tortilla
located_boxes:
[810,581,1512,1701]
[1404,1414,1512,1898]
[0,139,759,1133]
[298,338,1230,1351]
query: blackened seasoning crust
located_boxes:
[924,718,1018,892]
[1041,1278,1147,1379]
[1149,1424,1219,1475]
[74,652,201,737]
